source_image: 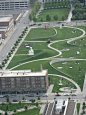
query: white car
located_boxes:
[22,99,27,102]
[0,95,4,98]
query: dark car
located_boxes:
[4,95,9,97]
[29,99,35,102]
[28,94,34,97]
[12,99,18,102]
[55,94,61,96]
[71,94,76,96]
[62,24,64,26]
[33,23,36,26]
[38,23,41,26]
[57,22,61,24]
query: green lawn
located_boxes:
[0,103,39,111]
[25,27,82,41]
[77,103,80,115]
[52,60,86,90]
[15,108,41,115]
[7,42,58,69]
[36,8,68,22]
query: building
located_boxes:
[0,69,49,94]
[0,0,29,10]
[43,99,77,115]
[0,15,14,39]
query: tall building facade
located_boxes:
[0,69,49,94]
[0,0,29,10]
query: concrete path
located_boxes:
[47,84,54,94]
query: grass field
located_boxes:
[25,27,82,41]
[7,42,58,69]
[0,103,40,111]
[52,60,86,90]
[15,108,41,115]
[36,8,68,22]
[77,103,80,115]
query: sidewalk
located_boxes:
[0,27,17,52]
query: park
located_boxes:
[6,25,86,94]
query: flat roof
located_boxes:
[0,16,12,22]
[0,70,48,77]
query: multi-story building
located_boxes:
[0,15,14,39]
[0,0,29,10]
[0,69,49,94]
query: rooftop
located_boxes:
[0,16,12,22]
[0,69,48,77]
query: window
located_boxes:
[41,85,45,88]
[10,78,14,81]
[16,78,20,81]
[11,86,15,88]
[2,86,5,88]
[26,77,29,81]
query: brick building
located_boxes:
[0,69,49,94]
[0,16,14,39]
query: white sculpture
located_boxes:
[60,25,62,29]
[77,51,79,54]
[29,47,34,55]
[59,80,62,85]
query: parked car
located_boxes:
[38,23,41,26]
[42,95,48,97]
[33,23,36,26]
[22,99,27,102]
[28,94,34,97]
[55,94,61,96]
[4,95,9,97]
[71,94,77,96]
[12,99,18,102]
[64,94,69,96]
[29,24,33,26]
[62,24,64,26]
[29,99,35,102]
[0,95,4,98]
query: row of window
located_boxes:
[2,84,45,89]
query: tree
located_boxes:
[41,17,43,22]
[53,14,58,21]
[56,91,59,94]
[62,15,64,20]
[14,108,16,113]
[5,111,8,115]
[37,96,40,100]
[22,96,25,100]
[31,99,35,103]
[68,97,71,100]
[18,101,21,106]
[29,13,32,20]
[33,15,37,22]
[36,102,39,107]
[46,14,51,22]
[0,65,2,69]
[6,96,9,102]
[24,105,28,111]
